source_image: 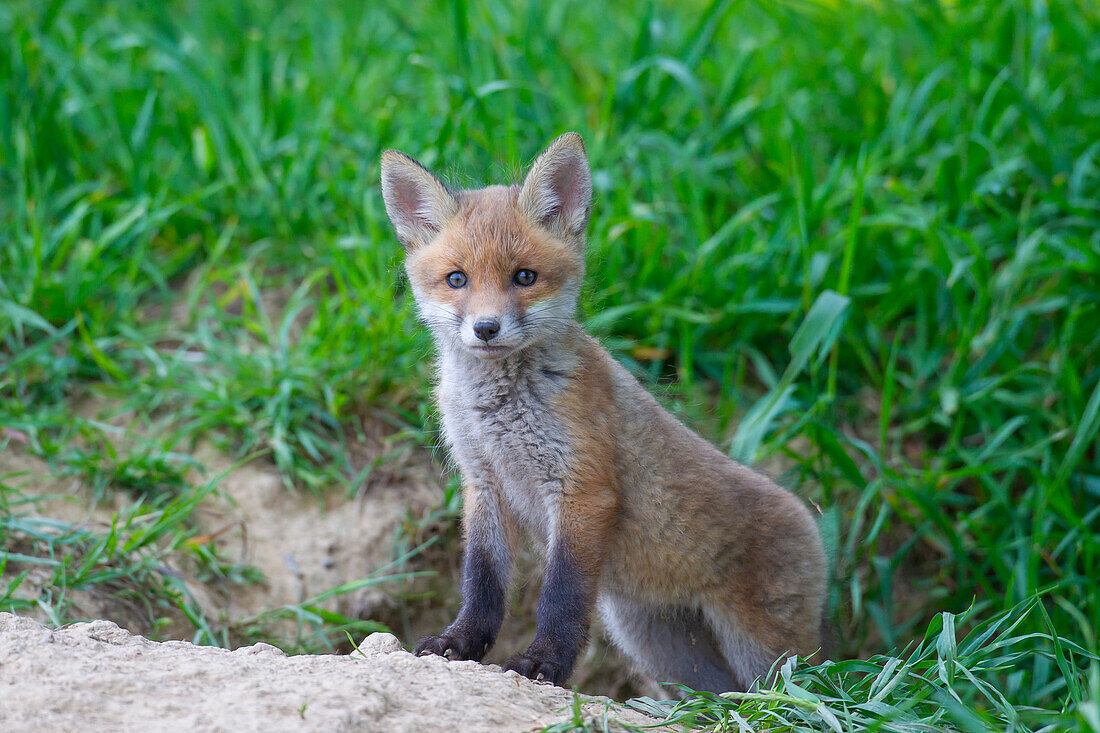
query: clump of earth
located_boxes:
[0,612,662,731]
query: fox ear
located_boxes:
[518,132,592,239]
[380,151,458,250]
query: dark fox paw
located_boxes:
[502,652,567,685]
[414,633,489,662]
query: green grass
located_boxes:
[2,0,1099,728]
[0,461,237,643]
[628,600,1100,732]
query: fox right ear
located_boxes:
[518,132,592,240]
[380,151,458,250]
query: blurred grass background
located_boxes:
[1,0,1098,729]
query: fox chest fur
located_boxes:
[436,346,578,541]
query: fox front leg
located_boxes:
[415,489,511,662]
[502,544,596,685]
[503,483,614,686]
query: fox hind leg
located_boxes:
[701,575,825,691]
[701,605,779,692]
[598,593,737,694]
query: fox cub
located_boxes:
[380,133,826,692]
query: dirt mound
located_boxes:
[0,613,659,732]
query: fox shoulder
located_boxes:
[551,335,621,550]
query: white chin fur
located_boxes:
[458,332,524,358]
[463,343,520,360]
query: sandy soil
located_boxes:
[0,612,661,732]
[189,428,443,628]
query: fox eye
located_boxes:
[513,269,537,287]
[446,271,467,289]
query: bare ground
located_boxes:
[0,612,661,732]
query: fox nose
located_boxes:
[473,319,501,342]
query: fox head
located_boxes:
[380,133,592,359]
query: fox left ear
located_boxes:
[518,132,592,240]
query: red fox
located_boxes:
[380,133,826,692]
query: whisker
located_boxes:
[520,315,573,326]
[416,302,463,325]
